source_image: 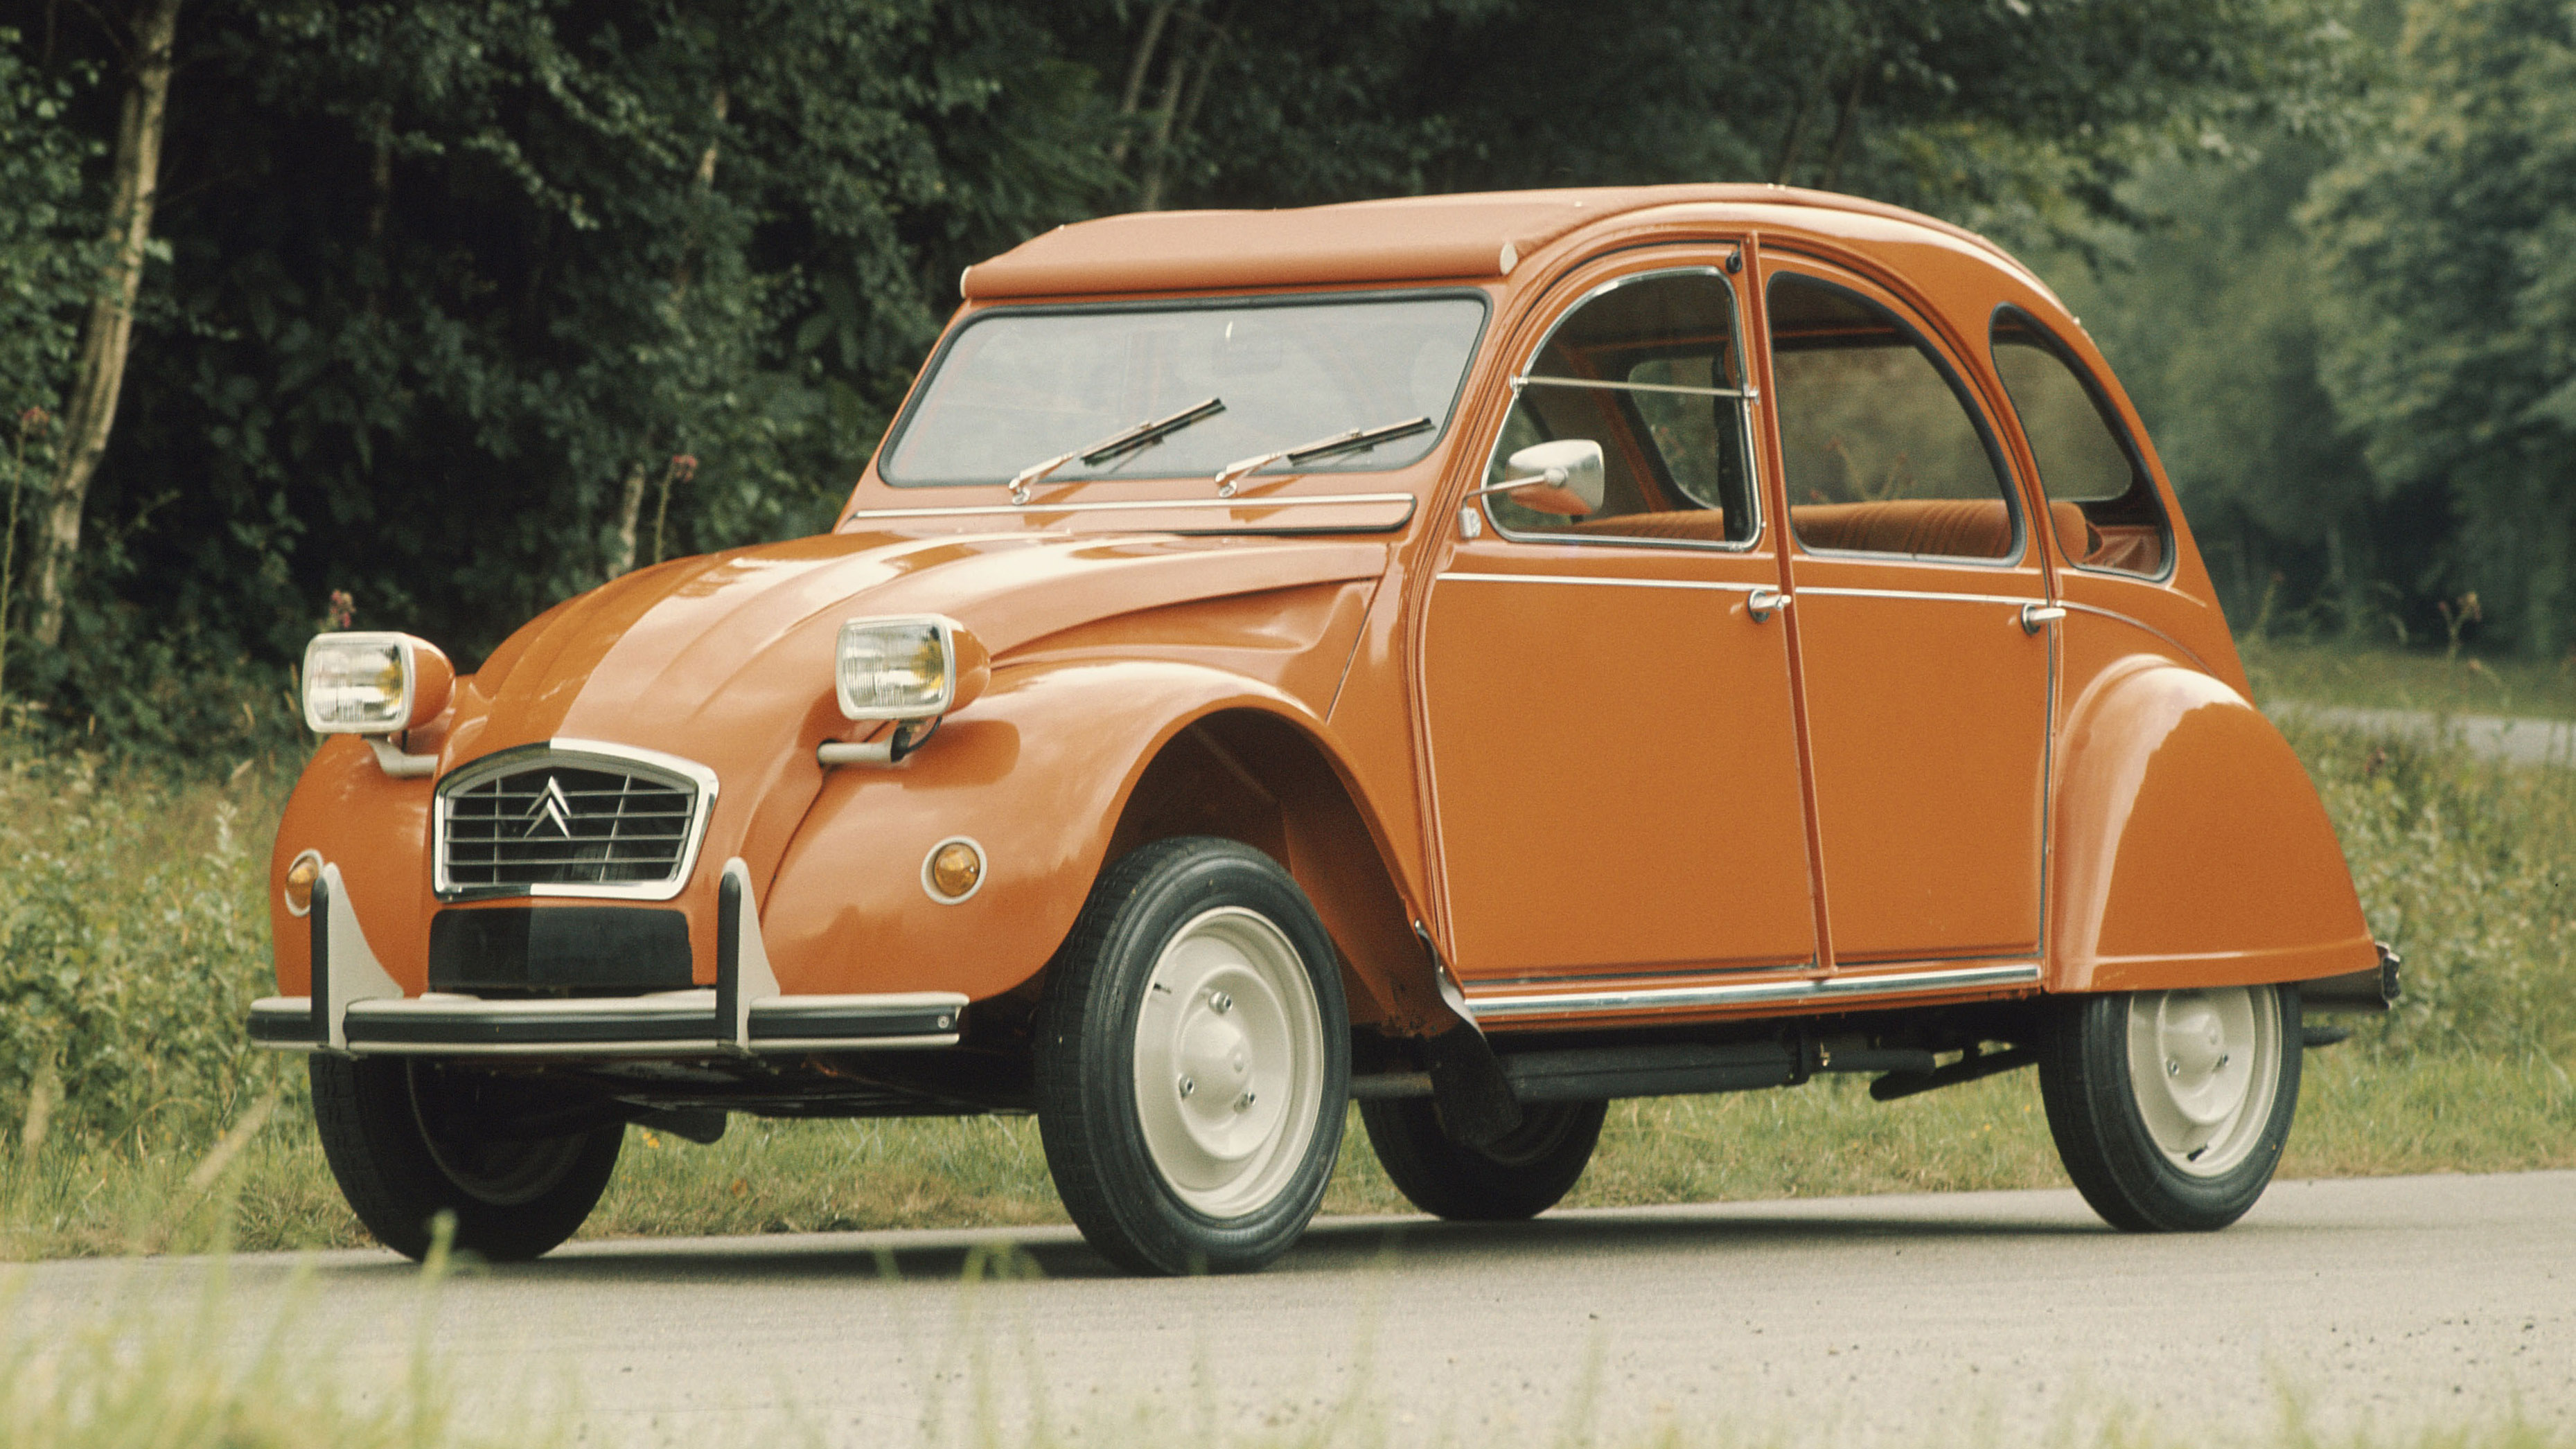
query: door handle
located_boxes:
[1747,587,1788,622]
[2019,603,2067,634]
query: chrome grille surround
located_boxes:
[432,739,719,903]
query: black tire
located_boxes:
[308,1056,623,1261]
[1360,1096,1605,1221]
[2037,984,2302,1232]
[1034,837,1350,1275]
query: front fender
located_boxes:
[267,736,434,995]
[2048,655,2376,993]
[759,657,1330,1003]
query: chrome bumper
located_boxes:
[249,858,965,1058]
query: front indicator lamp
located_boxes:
[301,632,455,735]
[282,850,324,917]
[835,615,989,722]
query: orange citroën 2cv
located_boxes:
[253,185,2394,1274]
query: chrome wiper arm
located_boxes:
[1210,416,1434,499]
[1008,397,1226,505]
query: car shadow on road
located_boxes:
[297,1202,2110,1289]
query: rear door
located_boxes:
[1757,258,2053,968]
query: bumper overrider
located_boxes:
[249,859,965,1058]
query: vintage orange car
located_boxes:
[251,184,2394,1274]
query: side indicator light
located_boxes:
[923,837,987,905]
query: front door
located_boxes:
[1758,258,2053,966]
[1421,262,1817,984]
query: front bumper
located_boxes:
[250,859,965,1058]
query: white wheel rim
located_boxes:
[1131,907,1325,1218]
[2125,986,2282,1177]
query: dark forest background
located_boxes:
[0,0,2566,761]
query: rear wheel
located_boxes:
[309,1056,623,1261]
[1361,1096,1605,1221]
[1035,837,1350,1274]
[2037,984,2300,1232]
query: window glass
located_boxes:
[1483,271,1756,546]
[881,293,1485,486]
[1769,275,2018,560]
[1991,310,2171,576]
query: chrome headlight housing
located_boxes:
[835,615,989,721]
[301,632,453,734]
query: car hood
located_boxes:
[445,528,1390,764]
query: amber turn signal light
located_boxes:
[924,837,986,903]
[283,850,324,917]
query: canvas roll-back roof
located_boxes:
[959,184,2027,300]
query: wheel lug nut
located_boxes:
[2167,1059,2182,1076]
[1209,991,1232,1013]
[1235,1090,1257,1112]
[1178,1076,1196,1098]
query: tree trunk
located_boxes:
[1110,0,1179,166]
[610,462,647,578]
[28,0,183,648]
[1820,66,1868,191]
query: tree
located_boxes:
[2306,0,2576,656]
[24,0,177,649]
[0,28,95,709]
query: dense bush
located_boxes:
[2284,718,2576,1064]
[3,699,2570,1157]
[0,742,299,1147]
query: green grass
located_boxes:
[5,641,2575,1263]
[2241,637,2576,719]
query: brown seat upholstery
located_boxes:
[1790,498,2097,562]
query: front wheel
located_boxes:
[2037,984,2301,1232]
[1035,837,1350,1275]
[309,1056,624,1261]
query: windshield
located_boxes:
[879,293,1488,487]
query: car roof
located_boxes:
[958,184,2041,301]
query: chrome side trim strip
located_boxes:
[1465,962,2043,1022]
[1794,585,2043,607]
[1437,571,1761,593]
[844,492,1419,522]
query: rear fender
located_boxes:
[2048,655,2376,993]
[760,659,1437,1024]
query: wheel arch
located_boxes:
[2047,653,2376,994]
[1103,705,1449,1035]
[759,658,1447,1032]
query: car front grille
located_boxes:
[434,745,714,900]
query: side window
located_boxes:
[1483,270,1758,546]
[1768,274,2020,561]
[1991,310,2171,577]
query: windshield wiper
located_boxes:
[1209,416,1434,498]
[1007,397,1226,504]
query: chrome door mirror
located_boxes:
[1474,439,1605,517]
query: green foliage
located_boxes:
[0,745,299,1147]
[2045,141,2429,631]
[0,0,2362,744]
[2305,0,2576,656]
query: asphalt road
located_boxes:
[11,1171,2570,1446]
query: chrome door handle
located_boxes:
[2019,603,2067,634]
[1747,587,1788,622]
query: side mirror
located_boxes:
[1481,439,1605,517]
